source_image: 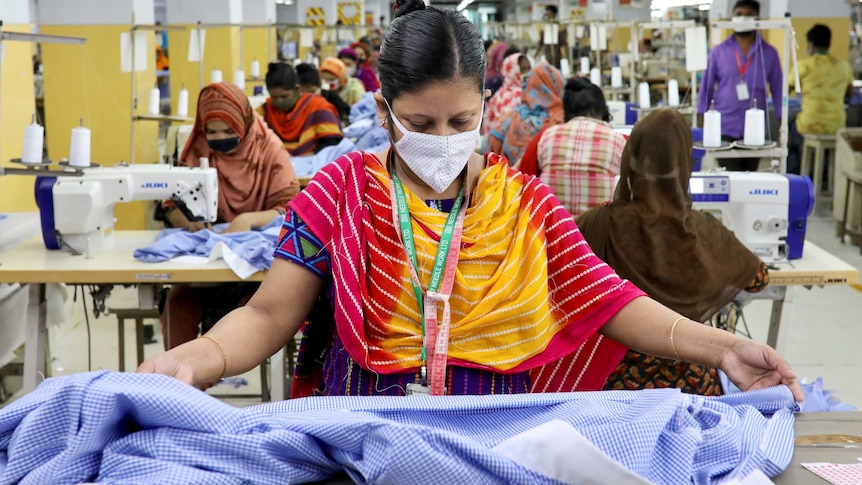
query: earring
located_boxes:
[379,120,386,128]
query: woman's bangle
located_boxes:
[670,317,686,361]
[200,335,227,383]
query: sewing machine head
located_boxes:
[34,164,218,252]
[690,171,814,261]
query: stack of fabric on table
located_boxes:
[289,93,390,179]
[0,371,799,484]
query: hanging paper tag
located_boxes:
[736,81,750,101]
[406,383,432,395]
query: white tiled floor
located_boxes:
[3,200,862,408]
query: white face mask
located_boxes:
[731,16,757,33]
[385,98,483,194]
[321,81,334,91]
[347,66,357,76]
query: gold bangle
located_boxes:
[200,335,227,382]
[670,317,686,361]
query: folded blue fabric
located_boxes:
[354,126,390,152]
[133,216,283,273]
[290,138,357,177]
[343,118,374,139]
[0,371,798,485]
[348,92,379,125]
[719,370,855,413]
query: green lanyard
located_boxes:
[390,158,464,363]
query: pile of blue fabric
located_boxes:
[0,371,798,484]
[346,92,390,154]
[720,371,856,413]
[133,216,283,278]
[290,138,358,178]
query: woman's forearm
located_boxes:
[250,209,281,228]
[599,296,736,368]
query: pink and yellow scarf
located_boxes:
[289,151,645,391]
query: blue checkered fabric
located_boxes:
[0,372,798,485]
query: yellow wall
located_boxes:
[41,25,160,229]
[241,27,274,95]
[169,26,241,117]
[0,24,38,213]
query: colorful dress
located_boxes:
[532,117,626,218]
[274,150,645,397]
[257,93,343,157]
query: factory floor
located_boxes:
[3,200,862,409]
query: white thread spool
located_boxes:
[638,82,651,109]
[250,59,261,78]
[611,67,623,88]
[22,116,44,164]
[667,79,680,107]
[147,87,161,115]
[211,69,223,84]
[590,67,601,86]
[744,104,765,146]
[579,56,590,75]
[177,87,189,117]
[703,107,722,147]
[69,119,91,168]
[233,69,246,90]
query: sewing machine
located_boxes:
[690,171,814,261]
[34,163,218,252]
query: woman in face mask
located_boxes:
[139,0,803,405]
[160,81,300,349]
[576,109,770,395]
[320,56,366,106]
[343,44,380,93]
[257,62,344,156]
[488,61,565,165]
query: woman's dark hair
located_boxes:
[732,0,760,14]
[484,39,494,52]
[379,0,485,102]
[563,77,610,123]
[807,24,832,50]
[503,46,520,59]
[265,62,298,91]
[295,63,321,87]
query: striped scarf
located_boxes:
[289,151,644,391]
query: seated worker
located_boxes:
[320,57,366,106]
[519,78,626,218]
[349,41,381,92]
[140,0,802,404]
[788,24,854,175]
[489,61,565,165]
[295,62,351,125]
[485,42,509,95]
[161,82,300,349]
[257,62,344,156]
[576,108,770,395]
[484,52,527,137]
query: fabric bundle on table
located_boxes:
[132,216,283,279]
[0,371,798,485]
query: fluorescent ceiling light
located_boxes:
[651,0,712,9]
[698,4,710,9]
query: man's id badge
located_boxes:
[736,81,750,101]
[406,383,431,395]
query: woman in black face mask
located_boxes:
[159,81,301,350]
[256,62,344,156]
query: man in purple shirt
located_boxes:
[697,0,783,171]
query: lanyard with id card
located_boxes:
[389,154,467,396]
[734,50,752,101]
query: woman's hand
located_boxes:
[137,352,196,386]
[224,213,253,233]
[718,339,804,403]
[187,221,207,232]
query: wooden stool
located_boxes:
[840,170,862,254]
[109,307,160,372]
[801,134,838,196]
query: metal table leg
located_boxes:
[767,286,795,354]
[23,283,47,393]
